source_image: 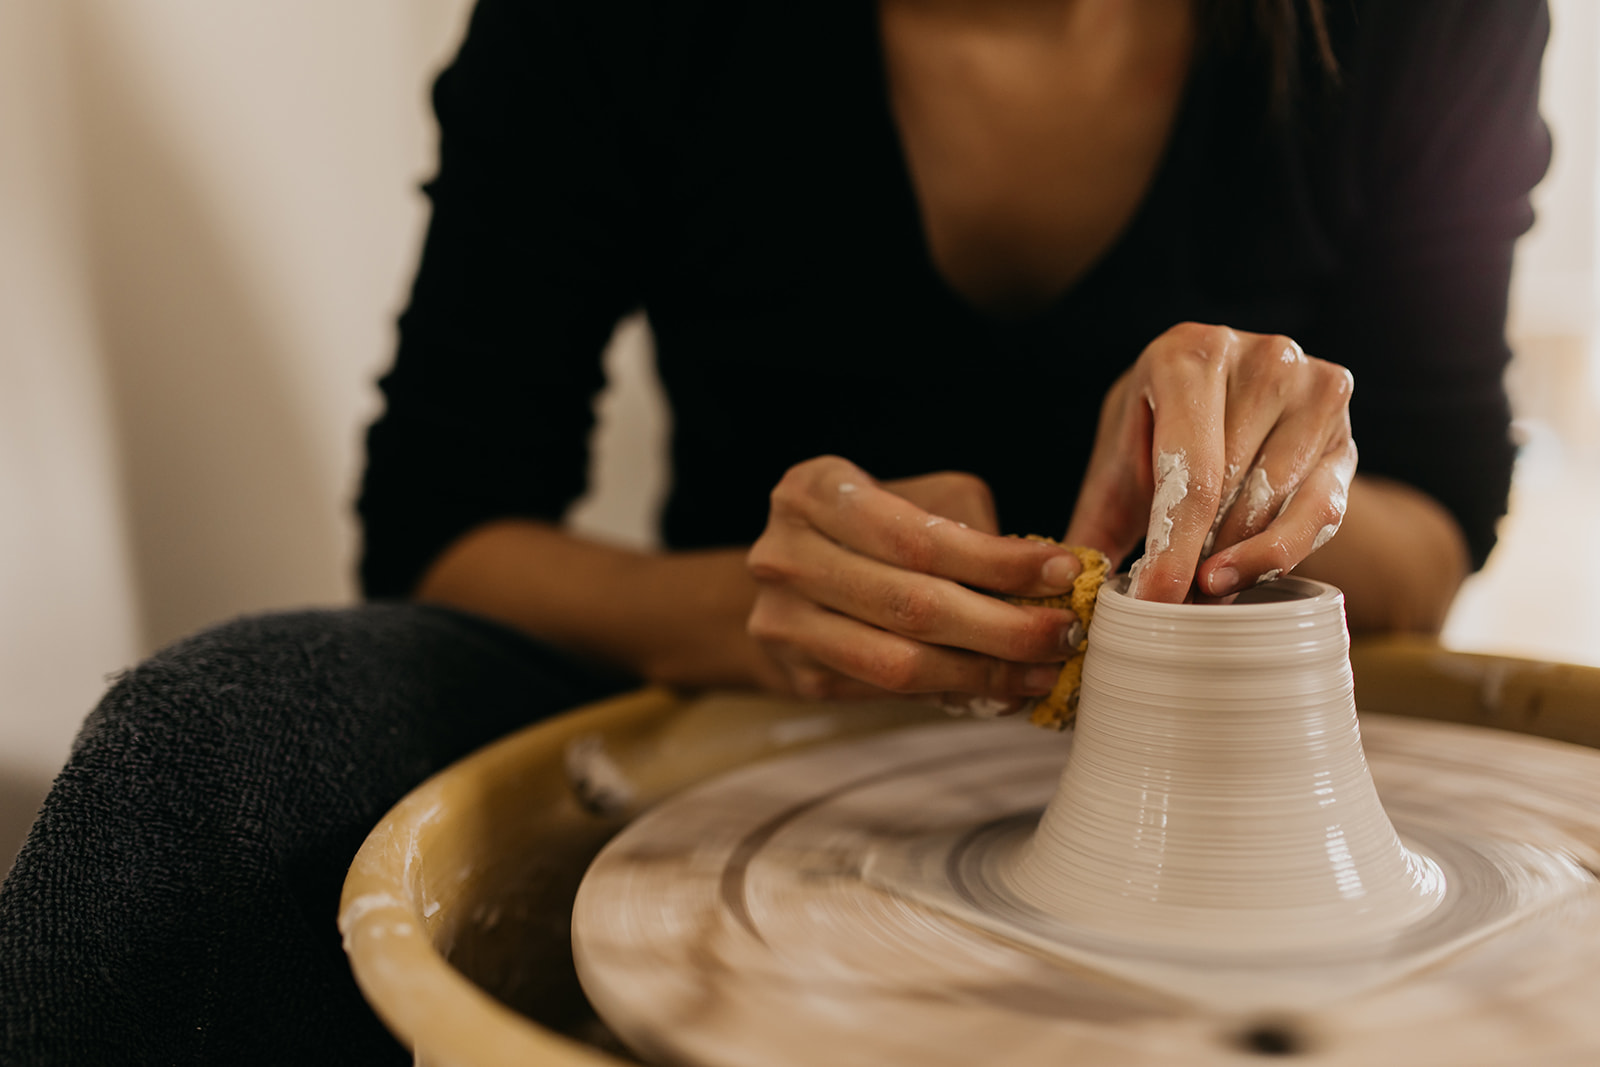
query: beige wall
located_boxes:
[1511,0,1600,342]
[0,0,1596,798]
[1443,1,1600,668]
[0,2,140,785]
[0,0,480,783]
[67,0,481,647]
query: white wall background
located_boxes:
[1443,0,1600,665]
[0,1,484,809]
[0,2,1596,864]
[1512,1,1600,342]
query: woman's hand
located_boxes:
[747,457,1083,711]
[1065,322,1359,602]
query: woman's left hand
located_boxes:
[1064,322,1359,602]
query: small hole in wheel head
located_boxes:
[1235,1021,1306,1056]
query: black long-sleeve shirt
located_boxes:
[360,0,1551,598]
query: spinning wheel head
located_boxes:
[573,581,1600,1066]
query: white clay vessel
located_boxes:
[1004,576,1444,953]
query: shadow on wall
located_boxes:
[66,7,348,654]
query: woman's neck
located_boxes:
[878,0,1196,316]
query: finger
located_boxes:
[778,530,1079,663]
[1200,363,1286,560]
[1205,356,1354,559]
[883,471,1002,534]
[1126,332,1230,602]
[777,660,897,703]
[1200,457,1254,562]
[771,458,1080,596]
[1205,423,1337,561]
[751,587,885,702]
[747,587,1064,698]
[781,659,1032,718]
[1064,373,1154,568]
[1198,437,1357,596]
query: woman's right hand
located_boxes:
[746,456,1085,713]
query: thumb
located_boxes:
[1064,469,1147,573]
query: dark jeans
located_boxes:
[0,603,628,1066]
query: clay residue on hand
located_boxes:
[1201,462,1243,560]
[1130,449,1189,588]
[1239,467,1275,530]
[1147,449,1190,555]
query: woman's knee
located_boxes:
[70,603,618,818]
[76,606,435,770]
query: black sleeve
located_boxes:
[358,0,646,598]
[1312,0,1552,570]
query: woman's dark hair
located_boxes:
[1203,0,1339,107]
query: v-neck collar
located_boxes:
[860,0,1219,331]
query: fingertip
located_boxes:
[1205,565,1242,597]
[1040,553,1082,591]
[1023,664,1063,693]
[1129,558,1193,603]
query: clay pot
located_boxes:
[1006,576,1444,953]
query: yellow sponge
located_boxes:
[1004,539,1110,730]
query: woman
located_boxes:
[0,0,1550,1063]
[372,0,1540,705]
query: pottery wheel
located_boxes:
[573,714,1600,1066]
